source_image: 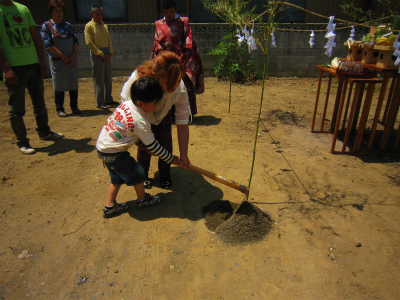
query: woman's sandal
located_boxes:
[160,180,172,189]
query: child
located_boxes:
[96,77,179,218]
[121,51,191,190]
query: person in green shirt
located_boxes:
[0,0,64,155]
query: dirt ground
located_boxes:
[0,75,399,300]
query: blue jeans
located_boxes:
[6,63,51,146]
[98,150,145,186]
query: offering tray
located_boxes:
[336,69,372,78]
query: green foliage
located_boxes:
[361,35,374,42]
[340,0,400,29]
[202,0,287,53]
[202,0,256,25]
[361,25,394,43]
[200,0,289,196]
[374,26,391,38]
[340,2,374,24]
[207,32,260,83]
[393,14,400,30]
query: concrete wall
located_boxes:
[53,23,370,78]
[20,0,356,25]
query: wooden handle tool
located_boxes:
[187,163,249,195]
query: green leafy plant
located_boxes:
[340,0,400,29]
[202,0,286,198]
[361,35,374,42]
[374,26,391,38]
[207,32,260,83]
[361,25,393,44]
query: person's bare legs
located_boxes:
[106,183,121,206]
[134,183,146,200]
[106,182,146,207]
[135,182,160,207]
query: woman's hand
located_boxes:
[61,54,70,65]
[178,155,190,169]
[68,55,77,67]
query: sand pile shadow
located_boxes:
[202,200,273,246]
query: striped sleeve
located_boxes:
[144,140,175,164]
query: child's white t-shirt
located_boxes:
[120,70,190,125]
[96,101,155,153]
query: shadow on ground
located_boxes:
[75,109,115,117]
[191,115,221,126]
[35,137,95,155]
[127,167,224,221]
[335,130,400,163]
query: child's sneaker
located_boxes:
[136,193,160,207]
[103,202,129,218]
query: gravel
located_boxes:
[203,200,273,246]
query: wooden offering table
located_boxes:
[362,65,400,153]
[311,64,400,155]
[330,77,382,154]
[311,65,373,134]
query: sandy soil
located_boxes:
[0,76,399,300]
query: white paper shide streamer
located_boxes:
[393,32,400,73]
[347,25,355,45]
[271,31,276,47]
[236,21,257,52]
[236,28,244,46]
[309,30,315,48]
[324,16,336,57]
[247,21,257,52]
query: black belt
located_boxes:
[50,57,61,61]
[97,150,129,163]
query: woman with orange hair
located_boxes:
[121,51,190,189]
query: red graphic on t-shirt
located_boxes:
[13,16,23,24]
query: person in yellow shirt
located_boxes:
[84,4,118,109]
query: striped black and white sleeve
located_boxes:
[144,140,175,164]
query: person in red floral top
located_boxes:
[151,0,204,117]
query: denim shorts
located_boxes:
[97,150,145,186]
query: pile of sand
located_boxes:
[202,200,273,246]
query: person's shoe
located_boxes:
[105,100,119,106]
[57,111,68,117]
[144,178,152,189]
[71,108,81,114]
[161,180,172,189]
[103,202,129,218]
[97,105,108,109]
[136,193,161,208]
[40,132,64,140]
[20,144,36,155]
